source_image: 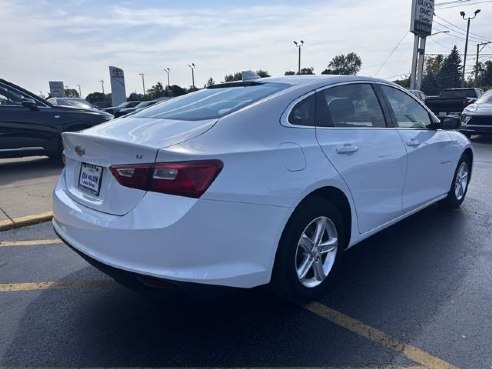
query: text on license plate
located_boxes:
[79,163,103,195]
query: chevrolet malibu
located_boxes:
[53,75,473,302]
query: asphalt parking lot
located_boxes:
[0,136,491,369]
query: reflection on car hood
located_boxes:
[464,103,492,116]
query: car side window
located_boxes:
[0,85,23,106]
[381,85,432,129]
[315,83,386,128]
[288,94,315,126]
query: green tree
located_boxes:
[436,46,462,90]
[421,71,440,95]
[168,85,188,96]
[256,70,270,78]
[205,77,216,87]
[284,70,296,76]
[224,72,242,82]
[393,76,411,88]
[86,92,110,103]
[322,52,362,75]
[146,82,165,100]
[64,88,79,98]
[299,67,315,75]
[128,93,142,101]
[480,60,492,87]
[425,55,444,75]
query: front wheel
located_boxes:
[271,197,345,303]
[440,155,471,209]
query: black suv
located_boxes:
[0,79,113,159]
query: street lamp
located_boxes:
[430,30,449,36]
[461,9,481,87]
[139,73,146,97]
[163,68,170,96]
[99,80,105,95]
[188,63,196,89]
[293,40,304,74]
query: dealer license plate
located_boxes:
[78,163,103,196]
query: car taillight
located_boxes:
[110,160,223,198]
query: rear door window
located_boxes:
[315,83,387,128]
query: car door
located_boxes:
[378,85,455,211]
[315,83,408,234]
[0,82,58,155]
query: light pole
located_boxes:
[293,40,304,74]
[99,80,105,95]
[77,84,82,98]
[188,63,195,89]
[475,41,491,86]
[417,31,450,90]
[163,68,170,96]
[139,73,146,97]
[461,9,481,87]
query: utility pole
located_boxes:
[164,68,170,96]
[139,73,146,97]
[188,63,196,89]
[475,41,491,86]
[99,80,105,95]
[461,9,481,87]
[293,40,304,74]
[77,84,82,98]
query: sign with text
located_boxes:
[410,0,434,37]
[109,66,126,107]
[49,81,65,97]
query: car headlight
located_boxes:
[460,114,472,125]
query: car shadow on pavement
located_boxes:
[1,205,477,367]
[0,156,63,187]
[471,135,492,145]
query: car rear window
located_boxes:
[440,89,477,98]
[133,82,290,121]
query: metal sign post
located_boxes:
[410,0,434,90]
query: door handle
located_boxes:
[336,144,359,154]
[406,139,420,147]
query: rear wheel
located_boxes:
[440,155,471,209]
[271,197,345,303]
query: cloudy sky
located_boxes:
[1,0,491,98]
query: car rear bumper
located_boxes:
[52,174,290,288]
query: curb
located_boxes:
[0,212,53,231]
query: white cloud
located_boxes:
[0,0,491,97]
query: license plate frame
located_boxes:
[78,163,103,196]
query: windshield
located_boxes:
[58,98,93,109]
[475,90,492,104]
[133,82,290,121]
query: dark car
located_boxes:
[0,79,113,159]
[460,89,492,138]
[114,99,167,118]
[425,88,483,117]
[103,101,140,116]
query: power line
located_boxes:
[435,0,492,9]
[434,14,491,42]
[374,31,409,76]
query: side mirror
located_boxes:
[21,98,38,110]
[440,116,461,130]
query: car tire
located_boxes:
[271,197,345,303]
[440,154,472,209]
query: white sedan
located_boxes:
[52,75,473,302]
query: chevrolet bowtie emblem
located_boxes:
[74,145,85,156]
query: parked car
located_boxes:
[47,97,98,111]
[0,78,113,159]
[425,88,483,116]
[408,89,427,101]
[53,75,472,302]
[103,101,140,116]
[115,99,164,118]
[460,89,492,138]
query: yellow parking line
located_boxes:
[0,280,114,292]
[0,239,61,247]
[305,302,459,369]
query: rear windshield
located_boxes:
[133,82,290,121]
[440,89,477,98]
